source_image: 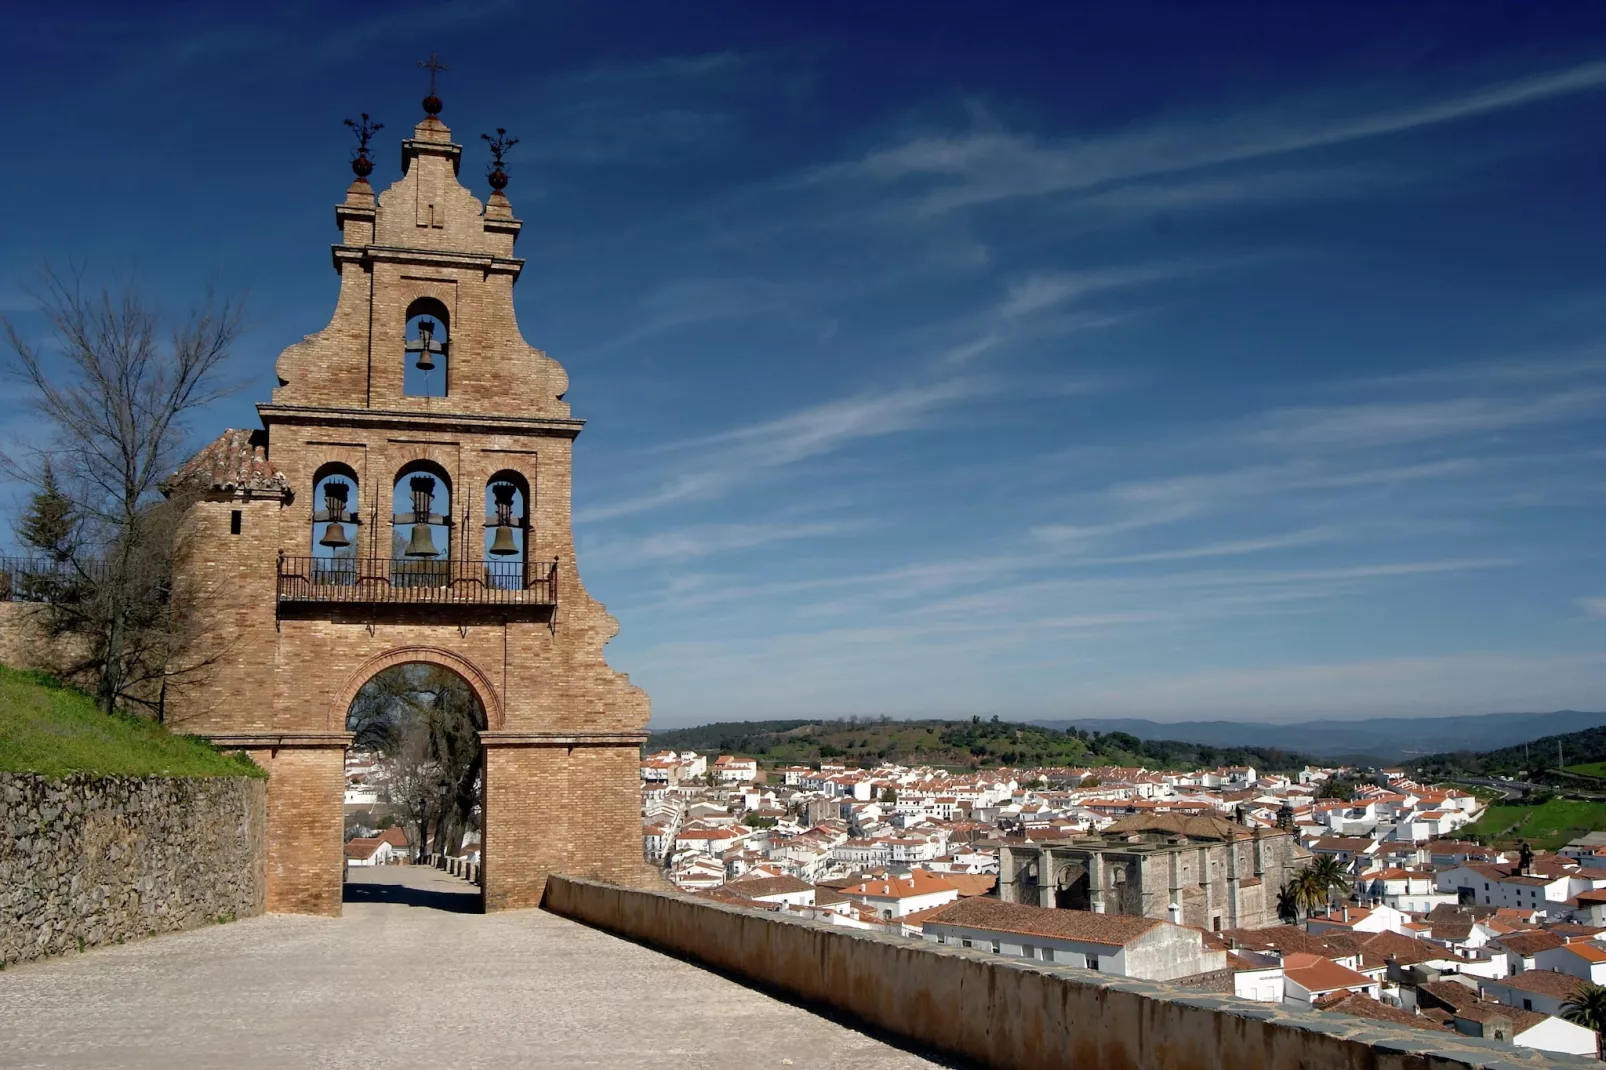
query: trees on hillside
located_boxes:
[3,265,244,715]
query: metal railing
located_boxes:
[0,556,89,603]
[277,554,557,608]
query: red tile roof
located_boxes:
[1282,953,1375,995]
[170,428,289,494]
[924,899,1165,947]
[1320,992,1451,1033]
[842,870,959,900]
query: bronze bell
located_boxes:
[319,520,350,549]
[488,523,519,557]
[487,482,520,556]
[414,319,437,371]
[404,523,440,558]
[319,481,351,548]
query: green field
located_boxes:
[1462,798,1606,851]
[1564,762,1606,779]
[0,663,263,778]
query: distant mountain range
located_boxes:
[1031,711,1606,763]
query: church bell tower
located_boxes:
[167,67,652,915]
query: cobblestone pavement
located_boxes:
[0,867,946,1069]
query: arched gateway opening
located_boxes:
[341,661,487,911]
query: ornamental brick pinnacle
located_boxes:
[160,97,653,915]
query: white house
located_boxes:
[1534,940,1606,984]
[727,874,816,907]
[922,898,1226,983]
[1229,950,1284,1002]
[841,870,961,919]
[1436,863,1572,913]
[1450,1004,1598,1058]
[642,822,675,861]
[1280,953,1381,1005]
[1481,969,1589,1018]
[343,827,409,867]
[714,755,759,784]
[1305,903,1408,937]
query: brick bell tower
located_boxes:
[166,81,650,914]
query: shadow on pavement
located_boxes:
[342,879,484,913]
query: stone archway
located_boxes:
[329,646,504,732]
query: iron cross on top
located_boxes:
[418,53,449,96]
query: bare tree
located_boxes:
[352,665,483,860]
[2,264,244,714]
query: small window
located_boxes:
[1088,955,1100,971]
[1523,999,1532,1011]
[230,510,242,535]
[991,940,1001,954]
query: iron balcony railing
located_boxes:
[276,554,558,608]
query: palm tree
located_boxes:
[1295,868,1326,918]
[1276,883,1301,924]
[1307,856,1352,911]
[1278,868,1326,924]
[1561,983,1606,1036]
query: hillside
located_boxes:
[1460,798,1606,851]
[0,664,263,778]
[646,716,1314,773]
[1034,710,1606,762]
[1409,724,1606,782]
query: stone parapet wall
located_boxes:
[543,876,1593,1070]
[0,774,266,965]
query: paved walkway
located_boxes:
[0,867,945,1069]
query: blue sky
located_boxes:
[4,3,1605,726]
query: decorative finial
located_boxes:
[418,53,449,116]
[343,113,384,179]
[481,128,519,191]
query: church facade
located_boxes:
[164,92,650,914]
[997,814,1308,931]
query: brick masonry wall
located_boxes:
[0,773,266,965]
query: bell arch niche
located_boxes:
[483,470,530,587]
[311,463,361,576]
[403,298,450,398]
[392,462,453,584]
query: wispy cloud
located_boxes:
[1581,597,1606,620]
[578,378,985,521]
[586,519,861,567]
[1000,265,1185,319]
[809,60,1606,215]
[1247,388,1606,448]
[1077,528,1340,565]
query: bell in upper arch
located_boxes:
[319,521,350,549]
[488,523,519,557]
[406,319,443,372]
[404,523,440,558]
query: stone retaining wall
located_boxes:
[543,875,1594,1070]
[1,773,267,965]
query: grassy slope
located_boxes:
[1565,762,1606,778]
[0,664,263,778]
[1461,798,1606,851]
